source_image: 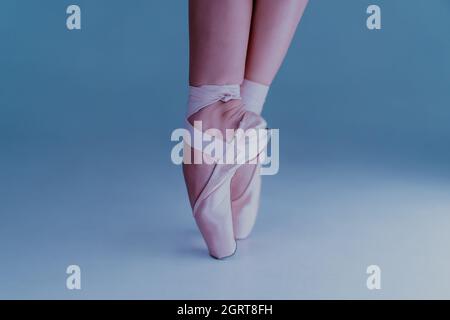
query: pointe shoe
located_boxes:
[183,85,268,259]
[191,162,238,259]
[231,164,262,240]
[230,80,269,240]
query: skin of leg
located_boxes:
[245,0,309,86]
[189,0,253,86]
[231,0,309,201]
[185,0,253,207]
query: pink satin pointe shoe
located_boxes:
[183,85,268,259]
[230,80,269,240]
[231,164,262,240]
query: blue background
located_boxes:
[1,0,450,299]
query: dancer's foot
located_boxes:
[183,99,245,207]
[230,80,269,240]
[183,85,268,259]
[183,99,245,259]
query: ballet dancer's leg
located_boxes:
[184,0,254,258]
[185,0,253,207]
[231,0,309,239]
[189,0,253,87]
[245,0,309,86]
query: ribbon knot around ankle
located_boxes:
[187,84,241,116]
[220,90,239,102]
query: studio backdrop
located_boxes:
[1,0,450,299]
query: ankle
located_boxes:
[241,79,270,115]
[188,99,245,137]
